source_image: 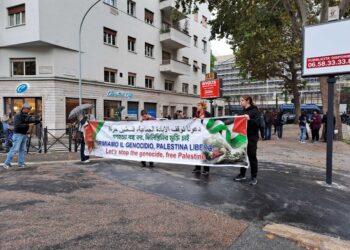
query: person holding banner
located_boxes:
[192,101,212,176]
[140,110,156,168]
[234,95,260,185]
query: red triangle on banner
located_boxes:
[232,116,247,136]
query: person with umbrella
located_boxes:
[68,104,95,163]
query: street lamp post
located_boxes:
[79,0,102,105]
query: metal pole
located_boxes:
[326,76,336,185]
[79,0,101,105]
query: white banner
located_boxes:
[84,117,249,167]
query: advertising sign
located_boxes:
[83,117,249,167]
[16,82,30,94]
[200,79,221,99]
[302,19,350,77]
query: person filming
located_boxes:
[3,103,41,169]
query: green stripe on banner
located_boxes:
[94,122,105,140]
[206,118,247,148]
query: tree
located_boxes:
[210,52,217,72]
[177,0,350,138]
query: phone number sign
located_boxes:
[200,79,221,99]
[307,53,350,69]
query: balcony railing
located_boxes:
[160,25,191,49]
[160,59,191,76]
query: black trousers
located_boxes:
[80,137,89,161]
[311,128,320,141]
[194,165,210,172]
[240,138,258,178]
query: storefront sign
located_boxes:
[200,79,221,99]
[83,117,249,167]
[16,82,30,94]
[107,90,134,99]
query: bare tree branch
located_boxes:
[339,0,350,17]
[281,0,302,38]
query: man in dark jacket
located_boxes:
[3,103,41,169]
[264,110,273,140]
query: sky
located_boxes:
[210,38,233,57]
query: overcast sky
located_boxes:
[210,38,233,57]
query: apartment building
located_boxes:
[0,0,213,129]
[214,55,350,109]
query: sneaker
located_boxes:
[149,162,154,168]
[82,159,90,163]
[18,164,27,169]
[192,168,201,173]
[234,174,246,181]
[201,170,209,176]
[249,177,258,185]
[141,161,146,167]
[3,163,11,170]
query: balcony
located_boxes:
[160,59,191,76]
[160,27,191,49]
[160,0,187,20]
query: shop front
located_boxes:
[4,97,42,116]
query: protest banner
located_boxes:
[84,116,249,167]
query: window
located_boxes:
[202,40,207,52]
[128,36,136,52]
[182,83,189,94]
[193,60,199,72]
[145,43,154,57]
[145,9,154,25]
[11,58,36,76]
[8,4,25,27]
[103,0,116,7]
[127,0,136,16]
[128,72,136,86]
[104,68,117,83]
[104,27,117,46]
[202,63,207,74]
[193,85,198,95]
[193,13,198,22]
[182,57,189,64]
[165,80,174,91]
[193,35,198,47]
[202,15,208,28]
[145,76,154,89]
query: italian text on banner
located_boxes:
[83,116,249,168]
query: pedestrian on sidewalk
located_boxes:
[322,112,336,142]
[299,112,307,143]
[264,110,273,140]
[234,95,260,185]
[3,103,41,169]
[140,110,156,168]
[79,109,95,163]
[192,101,212,176]
[275,112,284,139]
[259,111,265,140]
[310,110,322,143]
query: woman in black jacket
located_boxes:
[234,95,260,185]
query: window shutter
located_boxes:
[8,4,25,15]
[145,9,154,22]
[104,27,117,36]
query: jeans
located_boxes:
[300,126,306,142]
[264,126,272,140]
[4,133,27,166]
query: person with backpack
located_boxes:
[310,110,322,143]
[234,95,260,185]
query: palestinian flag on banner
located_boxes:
[204,116,248,149]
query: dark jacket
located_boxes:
[242,105,260,139]
[14,111,40,135]
[299,115,307,127]
[196,111,212,118]
[264,112,273,127]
